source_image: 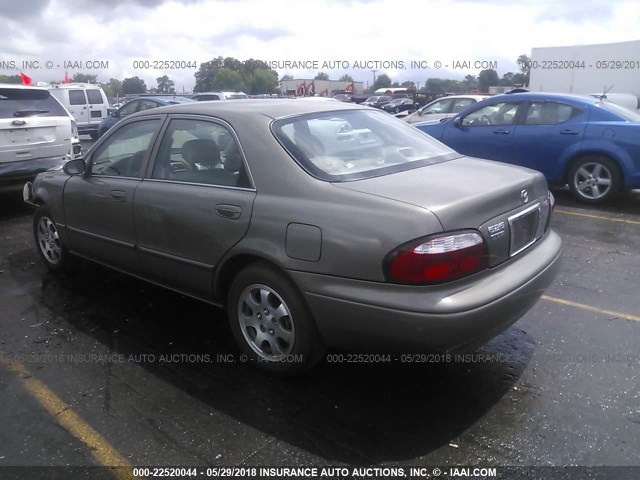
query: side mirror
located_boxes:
[453,117,462,128]
[110,110,119,118]
[63,159,86,175]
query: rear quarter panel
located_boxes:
[581,122,640,189]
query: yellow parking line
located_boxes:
[555,208,640,225]
[0,354,134,480]
[542,295,640,322]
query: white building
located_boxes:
[529,40,640,105]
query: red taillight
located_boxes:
[385,231,488,284]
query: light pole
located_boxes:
[371,69,378,87]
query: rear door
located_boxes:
[511,100,587,180]
[86,89,108,127]
[67,89,88,126]
[134,116,256,299]
[0,87,71,163]
[64,118,163,272]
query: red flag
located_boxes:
[345,81,354,93]
[296,81,306,96]
[20,73,32,86]
[307,80,315,95]
[63,71,70,84]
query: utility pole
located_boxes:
[371,69,378,86]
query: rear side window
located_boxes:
[86,90,104,104]
[525,101,581,125]
[69,90,86,105]
[0,88,68,118]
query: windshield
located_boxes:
[364,96,379,102]
[272,109,458,182]
[227,94,248,99]
[596,101,640,122]
[389,98,404,105]
[0,88,68,118]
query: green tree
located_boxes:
[516,54,531,86]
[373,73,391,91]
[0,74,21,84]
[248,69,278,94]
[71,73,97,83]
[339,74,353,82]
[156,75,175,93]
[500,72,515,86]
[478,69,499,92]
[314,72,330,80]
[280,74,293,81]
[194,56,278,93]
[122,76,147,94]
[211,69,245,91]
[463,74,478,92]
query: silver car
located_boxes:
[403,95,490,124]
[24,99,562,374]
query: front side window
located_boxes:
[423,99,452,115]
[461,102,520,126]
[119,101,139,116]
[68,90,86,105]
[451,98,475,113]
[151,119,251,188]
[139,100,159,111]
[273,109,458,181]
[91,120,160,177]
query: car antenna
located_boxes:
[599,84,614,100]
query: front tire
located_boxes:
[33,207,75,273]
[227,263,324,375]
[568,155,621,204]
[89,131,100,140]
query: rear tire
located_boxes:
[89,131,99,140]
[568,155,622,204]
[33,207,75,273]
[227,263,325,375]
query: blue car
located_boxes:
[98,96,195,138]
[415,92,640,203]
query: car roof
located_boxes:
[494,91,604,105]
[127,98,367,120]
[0,83,49,91]
[431,94,489,101]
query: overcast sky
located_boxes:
[0,0,638,92]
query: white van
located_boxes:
[48,83,109,139]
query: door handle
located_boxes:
[216,204,242,220]
[560,129,579,135]
[110,190,126,201]
[493,129,510,134]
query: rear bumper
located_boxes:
[289,230,562,352]
[0,155,68,186]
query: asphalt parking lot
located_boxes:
[0,137,639,474]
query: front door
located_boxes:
[64,118,163,271]
[442,100,523,163]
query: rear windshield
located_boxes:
[0,88,68,118]
[272,109,459,182]
[596,101,640,122]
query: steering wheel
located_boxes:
[480,115,492,126]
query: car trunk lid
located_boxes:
[334,156,551,266]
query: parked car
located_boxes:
[403,95,489,124]
[24,99,561,374]
[360,95,391,108]
[48,83,109,140]
[332,94,352,102]
[97,96,195,137]
[1,84,80,191]
[191,91,249,101]
[414,92,640,203]
[381,98,417,114]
